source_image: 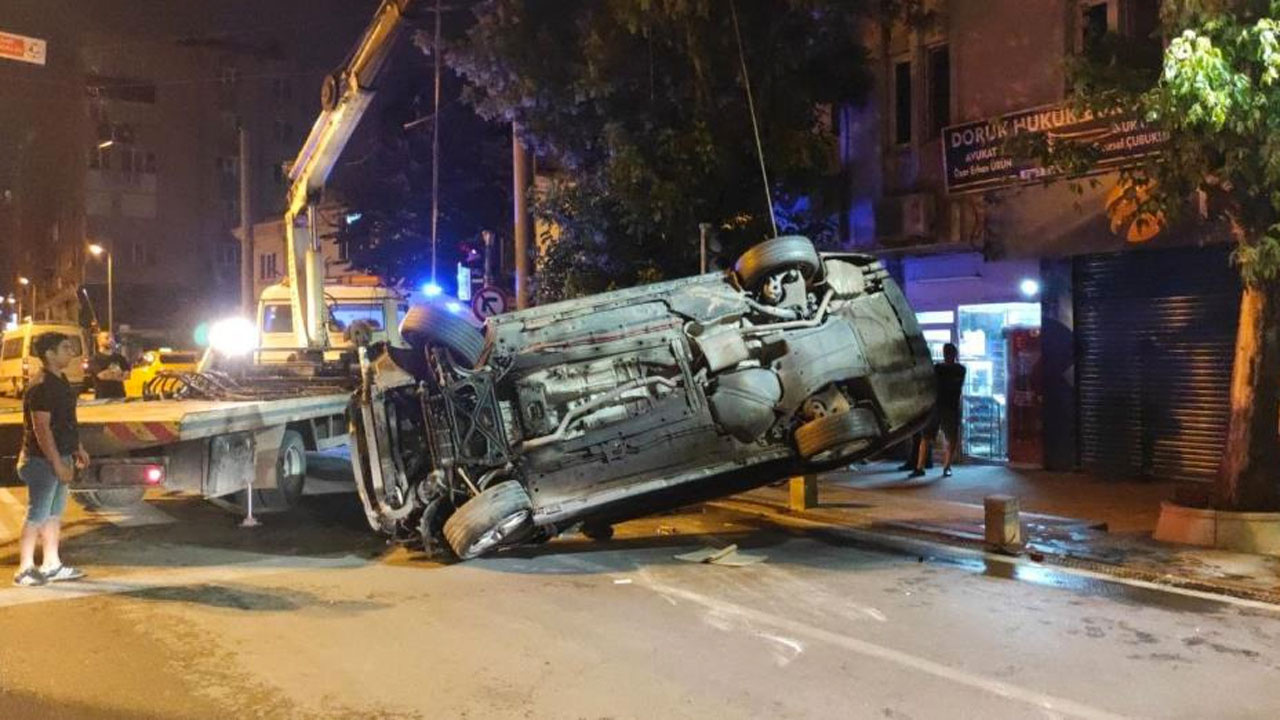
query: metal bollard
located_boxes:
[984,494,1021,553]
[789,475,818,511]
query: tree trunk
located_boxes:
[1215,277,1280,511]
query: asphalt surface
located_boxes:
[1,470,1279,719]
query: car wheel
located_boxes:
[233,429,307,513]
[400,303,485,368]
[733,235,821,289]
[795,407,880,464]
[74,487,146,510]
[443,480,533,560]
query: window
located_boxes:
[893,61,912,145]
[262,303,294,333]
[259,252,278,280]
[219,65,241,87]
[926,45,950,139]
[130,241,156,266]
[218,244,239,267]
[2,337,23,360]
[329,303,385,332]
[1082,2,1110,50]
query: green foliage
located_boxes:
[448,0,872,300]
[1025,0,1280,286]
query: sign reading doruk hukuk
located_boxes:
[942,103,1168,195]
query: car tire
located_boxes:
[233,429,307,513]
[795,407,880,464]
[401,303,485,368]
[733,235,821,289]
[443,480,534,560]
[74,487,146,510]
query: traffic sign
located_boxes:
[471,286,509,318]
[0,31,46,66]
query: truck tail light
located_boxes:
[144,465,164,485]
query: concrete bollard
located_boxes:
[984,494,1022,553]
[789,475,818,511]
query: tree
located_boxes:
[334,38,513,290]
[1029,0,1280,510]
[447,0,873,300]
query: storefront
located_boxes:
[901,253,1043,466]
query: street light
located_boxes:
[17,276,33,321]
[88,244,113,333]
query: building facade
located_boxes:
[851,0,1238,483]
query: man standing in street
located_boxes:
[88,331,129,399]
[910,342,967,479]
[14,332,89,586]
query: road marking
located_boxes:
[0,487,25,541]
[636,570,1132,720]
[0,550,367,609]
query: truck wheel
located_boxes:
[234,429,307,513]
[795,407,879,464]
[401,303,485,368]
[734,235,821,289]
[443,480,533,560]
[74,487,146,510]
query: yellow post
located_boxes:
[789,475,818,511]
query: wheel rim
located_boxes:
[466,509,530,557]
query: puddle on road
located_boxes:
[972,558,1232,614]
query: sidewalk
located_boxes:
[720,461,1280,605]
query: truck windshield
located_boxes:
[263,304,294,333]
[331,303,384,331]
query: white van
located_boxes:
[0,322,89,396]
[256,280,409,363]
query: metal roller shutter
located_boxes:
[1075,246,1240,482]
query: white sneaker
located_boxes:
[41,565,85,582]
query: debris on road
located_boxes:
[674,543,767,567]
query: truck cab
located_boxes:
[256,278,409,364]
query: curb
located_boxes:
[715,494,1280,608]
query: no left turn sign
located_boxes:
[472,286,509,318]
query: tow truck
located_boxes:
[0,0,422,512]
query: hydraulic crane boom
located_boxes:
[284,0,419,352]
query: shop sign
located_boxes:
[943,103,1168,194]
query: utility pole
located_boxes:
[238,128,255,316]
[512,123,532,310]
[699,223,711,274]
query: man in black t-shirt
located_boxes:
[88,332,130,399]
[14,332,89,586]
[911,342,967,479]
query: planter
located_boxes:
[1154,501,1280,555]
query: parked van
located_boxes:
[256,279,409,363]
[0,322,89,396]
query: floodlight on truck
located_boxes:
[208,317,258,357]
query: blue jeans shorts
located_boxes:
[16,453,71,525]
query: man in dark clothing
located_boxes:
[88,331,130,399]
[911,342,967,478]
[14,332,89,586]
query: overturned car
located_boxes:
[349,236,935,559]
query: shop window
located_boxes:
[956,302,1042,462]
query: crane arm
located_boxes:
[284,0,420,352]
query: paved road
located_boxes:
[1,477,1278,719]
